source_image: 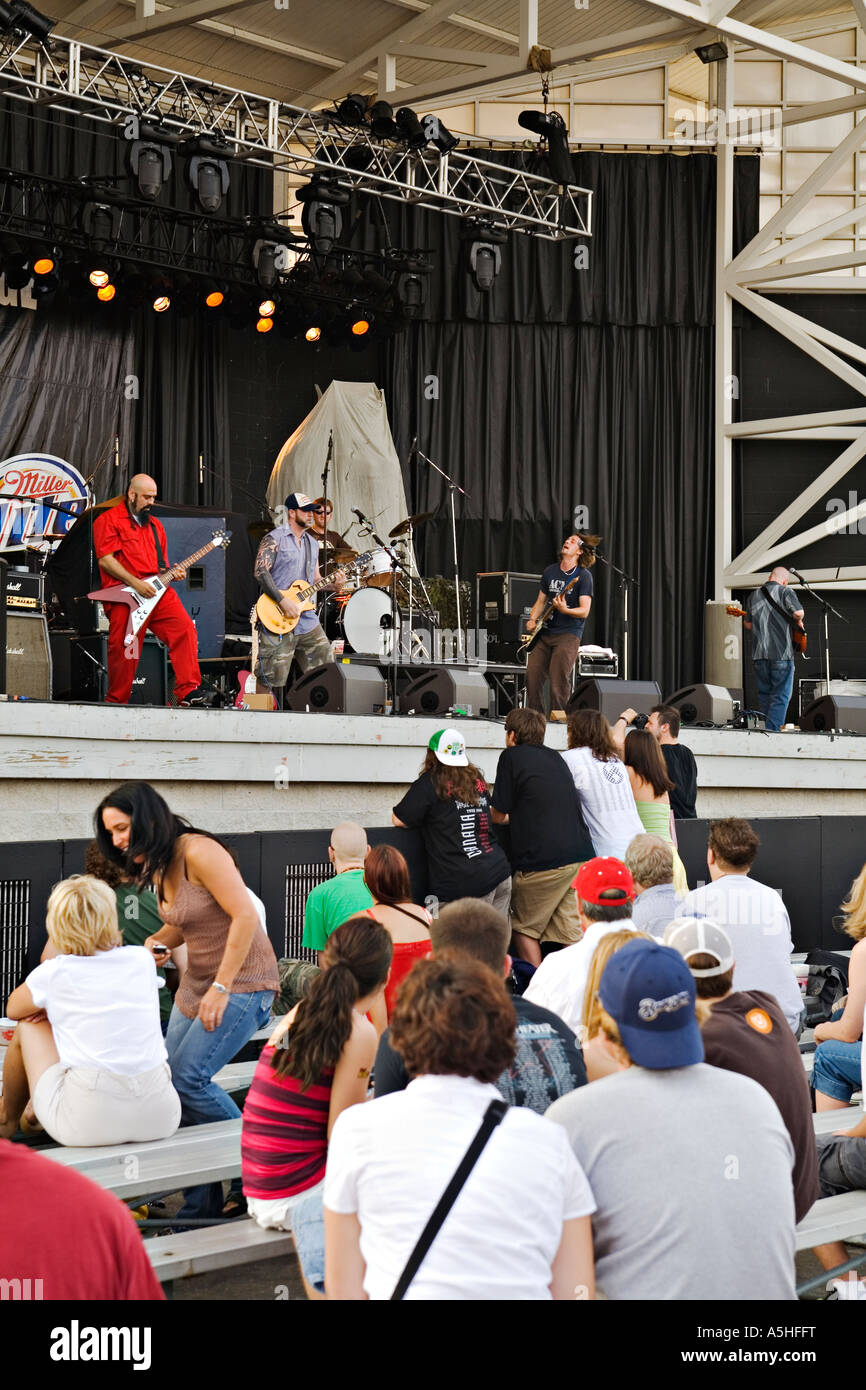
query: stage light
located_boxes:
[369,101,397,140]
[203,281,225,308]
[129,141,172,201]
[256,316,274,333]
[395,107,426,149]
[517,108,573,186]
[695,41,729,63]
[1,236,30,290]
[252,236,300,289]
[96,283,116,302]
[32,252,55,276]
[463,217,507,292]
[181,137,231,213]
[298,176,350,257]
[82,201,122,244]
[336,93,368,126]
[422,114,458,155]
[0,1,54,39]
[304,324,321,343]
[89,266,110,288]
[397,272,425,318]
[152,280,172,312]
[350,314,370,337]
[258,297,276,317]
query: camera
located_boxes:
[631,711,649,730]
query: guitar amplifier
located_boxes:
[578,650,618,677]
[475,573,540,633]
[71,633,168,705]
[4,570,46,612]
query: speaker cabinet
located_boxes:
[0,557,6,693]
[666,683,735,726]
[71,633,168,705]
[5,612,52,698]
[286,663,388,715]
[566,678,661,722]
[400,668,493,718]
[799,695,866,734]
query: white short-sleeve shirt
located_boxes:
[26,947,167,1074]
[561,747,644,859]
[324,1073,595,1300]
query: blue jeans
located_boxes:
[813,1037,863,1104]
[165,988,274,1222]
[754,658,794,732]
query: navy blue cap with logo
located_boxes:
[598,938,704,1070]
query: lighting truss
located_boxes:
[0,32,592,242]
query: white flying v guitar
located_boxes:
[89,529,231,648]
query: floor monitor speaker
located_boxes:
[285,663,388,715]
[399,668,493,718]
[666,683,734,726]
[566,678,661,722]
[798,695,866,734]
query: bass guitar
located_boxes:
[726,602,807,656]
[519,571,587,658]
[89,529,231,650]
[255,551,373,636]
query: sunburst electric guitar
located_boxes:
[88,529,231,649]
[255,551,373,636]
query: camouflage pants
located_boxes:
[256,621,333,691]
[274,958,321,1015]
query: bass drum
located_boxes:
[341,588,399,657]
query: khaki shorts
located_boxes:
[32,1060,181,1148]
[510,863,584,944]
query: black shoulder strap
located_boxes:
[760,583,795,628]
[391,1098,508,1301]
[147,518,168,572]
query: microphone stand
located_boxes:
[319,431,334,638]
[414,445,469,658]
[353,508,411,713]
[592,549,639,681]
[789,569,847,696]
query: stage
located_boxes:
[1,702,865,843]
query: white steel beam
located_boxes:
[744,429,864,440]
[855,0,866,37]
[759,499,866,572]
[727,408,866,437]
[106,0,262,43]
[640,0,866,90]
[519,0,538,58]
[730,567,866,586]
[731,293,866,371]
[748,205,866,272]
[136,0,156,18]
[309,0,465,101]
[781,96,866,128]
[736,249,866,285]
[378,0,520,48]
[714,40,734,601]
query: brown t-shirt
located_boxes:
[702,989,819,1222]
[160,871,279,1020]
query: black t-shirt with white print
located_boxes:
[393,771,511,903]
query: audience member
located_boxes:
[302,823,373,964]
[0,875,180,1145]
[665,916,818,1222]
[647,705,698,819]
[491,707,594,966]
[96,781,278,1224]
[373,898,586,1111]
[625,834,682,939]
[323,954,596,1300]
[813,1106,866,1299]
[524,857,635,1035]
[560,710,643,858]
[620,728,688,892]
[580,926,653,1082]
[547,938,797,1300]
[0,1139,165,1300]
[361,844,431,1020]
[679,819,802,1033]
[241,917,391,1296]
[392,728,511,914]
[811,862,866,1112]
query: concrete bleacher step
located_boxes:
[213,1061,256,1092]
[41,1117,242,1199]
[144,1220,296,1284]
[795,1192,866,1251]
[814,1106,864,1135]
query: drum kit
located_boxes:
[317,510,437,657]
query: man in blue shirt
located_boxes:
[525,534,594,717]
[254,492,337,703]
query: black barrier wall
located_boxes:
[0,818,857,1003]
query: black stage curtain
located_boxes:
[362,153,760,697]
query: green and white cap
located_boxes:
[428,727,469,766]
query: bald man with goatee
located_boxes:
[745,566,805,733]
[91,474,201,705]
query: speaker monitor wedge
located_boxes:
[286,663,388,715]
[798,695,866,734]
[399,669,492,718]
[566,678,661,722]
[666,683,735,727]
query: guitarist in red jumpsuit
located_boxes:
[525,534,595,718]
[92,474,201,705]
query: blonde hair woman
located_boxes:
[580,927,653,1081]
[0,875,180,1146]
[812,865,866,1113]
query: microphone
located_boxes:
[408,436,418,463]
[351,506,368,524]
[789,566,804,581]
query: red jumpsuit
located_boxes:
[92,504,200,704]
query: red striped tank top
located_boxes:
[241,1045,333,1201]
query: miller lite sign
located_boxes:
[0,454,89,551]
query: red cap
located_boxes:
[573,857,636,906]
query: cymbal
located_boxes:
[389,511,434,538]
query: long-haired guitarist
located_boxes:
[92,473,201,705]
[525,534,597,717]
[744,566,805,733]
[253,491,339,705]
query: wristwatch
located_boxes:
[211,982,229,995]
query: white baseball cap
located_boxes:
[428,728,469,766]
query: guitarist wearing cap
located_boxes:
[525,534,595,718]
[745,567,805,733]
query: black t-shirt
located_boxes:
[374,995,587,1114]
[393,772,511,902]
[492,744,593,872]
[661,743,698,820]
[540,564,593,636]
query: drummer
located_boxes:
[310,497,351,558]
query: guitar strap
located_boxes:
[760,584,797,633]
[147,518,169,572]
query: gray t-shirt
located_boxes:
[546,1064,796,1301]
[747,582,801,661]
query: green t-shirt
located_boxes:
[302,869,374,952]
[115,884,172,1023]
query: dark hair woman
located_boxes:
[322,954,597,1301]
[391,728,511,914]
[95,781,279,1224]
[561,711,643,860]
[622,732,688,893]
[242,917,392,1297]
[361,844,431,1020]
